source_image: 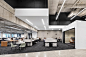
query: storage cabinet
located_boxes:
[1,41,8,47]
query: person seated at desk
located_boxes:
[10,38,15,44]
[23,37,25,39]
[15,38,18,40]
[25,37,28,39]
[39,37,41,41]
[44,37,46,42]
[55,37,57,39]
[69,37,75,43]
[20,38,24,42]
[11,38,13,41]
[57,37,61,42]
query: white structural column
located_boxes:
[24,32,29,38]
[63,20,86,49]
[1,32,3,38]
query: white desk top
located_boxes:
[23,39,32,42]
[16,41,25,44]
[45,38,57,42]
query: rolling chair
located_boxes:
[19,43,26,50]
[11,43,17,50]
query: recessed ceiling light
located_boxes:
[26,19,33,25]
[85,18,86,20]
[70,8,86,20]
[68,12,74,17]
[34,26,38,29]
[44,26,46,30]
[49,26,65,28]
[78,21,81,22]
[42,19,45,25]
[34,26,40,30]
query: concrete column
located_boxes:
[1,32,3,38]
[24,32,29,39]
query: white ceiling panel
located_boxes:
[15,8,49,16]
[17,16,63,30]
[17,16,49,30]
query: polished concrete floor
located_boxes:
[0,49,86,57]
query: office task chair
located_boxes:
[11,43,17,50]
[19,43,26,50]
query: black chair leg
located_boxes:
[24,47,26,50]
[11,48,12,50]
[20,47,21,50]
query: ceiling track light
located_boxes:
[26,19,33,25]
[44,26,46,30]
[59,29,61,30]
[42,19,45,25]
[49,26,65,28]
[85,18,86,20]
[47,19,48,24]
[34,26,39,30]
[70,8,86,20]
[56,0,66,20]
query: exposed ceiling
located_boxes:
[49,0,86,17]
[4,0,86,30]
[48,0,86,25]
[48,0,59,14]
[4,0,48,8]
[4,0,86,19]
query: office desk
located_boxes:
[8,40,18,42]
[16,42,25,45]
[23,39,32,46]
[44,38,57,47]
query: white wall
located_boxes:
[63,20,86,49]
[38,30,62,40]
[24,32,29,38]
[62,21,77,31]
[76,21,86,49]
[32,32,37,38]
